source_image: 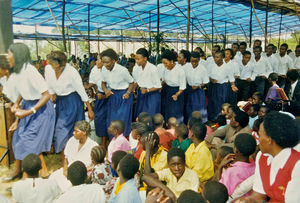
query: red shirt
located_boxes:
[134,142,143,160]
[154,128,175,151]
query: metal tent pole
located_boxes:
[265,0,269,49]
[35,25,38,59]
[62,0,67,53]
[278,10,283,48]
[157,0,160,62]
[250,6,253,47]
[211,0,214,47]
[88,3,90,55]
[224,21,227,49]
[186,0,190,50]
[191,18,194,51]
[149,12,152,56]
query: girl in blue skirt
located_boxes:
[45,51,94,157]
[184,51,209,123]
[101,49,134,139]
[88,55,108,146]
[6,43,55,179]
[132,48,161,119]
[207,51,238,121]
[161,50,186,124]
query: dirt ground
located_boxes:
[0,154,61,202]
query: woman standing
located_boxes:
[101,49,134,138]
[161,50,186,124]
[6,43,55,179]
[45,51,94,156]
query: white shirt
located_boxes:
[0,75,7,87]
[129,132,138,149]
[238,61,256,81]
[199,59,207,67]
[265,54,279,73]
[253,150,300,203]
[45,64,88,102]
[157,63,165,81]
[275,54,294,75]
[206,56,215,65]
[291,80,298,98]
[208,62,234,84]
[132,62,161,89]
[64,136,98,167]
[12,178,61,203]
[89,66,104,92]
[14,63,48,100]
[54,184,105,203]
[162,64,186,90]
[253,56,272,78]
[102,63,133,90]
[294,143,300,152]
[294,56,300,70]
[224,59,240,77]
[2,73,19,103]
[233,51,243,63]
[185,63,209,86]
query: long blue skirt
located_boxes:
[106,89,133,139]
[134,89,161,120]
[184,84,208,123]
[94,92,108,137]
[161,85,184,124]
[208,82,229,121]
[12,100,55,160]
[53,92,85,153]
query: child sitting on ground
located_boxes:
[172,124,192,152]
[90,145,112,185]
[215,115,227,130]
[12,154,61,203]
[247,104,260,129]
[213,133,256,197]
[202,181,228,203]
[130,122,150,160]
[214,146,234,172]
[166,117,178,137]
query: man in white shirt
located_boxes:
[238,111,300,203]
[265,44,279,74]
[294,45,300,71]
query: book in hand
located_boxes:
[275,88,289,101]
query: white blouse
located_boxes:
[224,59,240,77]
[132,62,161,89]
[253,56,272,78]
[185,63,209,86]
[45,64,88,102]
[275,54,294,75]
[163,64,186,90]
[102,63,133,90]
[89,66,104,93]
[266,54,279,73]
[208,62,234,84]
[238,61,256,81]
[14,63,48,101]
[3,73,19,103]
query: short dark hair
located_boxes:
[47,51,67,67]
[178,190,206,203]
[281,43,288,49]
[152,113,164,129]
[119,154,139,179]
[22,154,41,177]
[224,48,234,59]
[91,145,106,164]
[215,50,224,58]
[240,42,247,47]
[75,120,91,136]
[100,48,118,61]
[191,121,207,141]
[67,161,87,186]
[268,72,278,82]
[213,45,221,51]
[216,115,226,126]
[243,50,252,56]
[254,39,262,45]
[203,181,228,203]
[161,49,177,62]
[253,46,262,52]
[233,110,249,128]
[190,51,200,59]
[175,124,189,139]
[234,133,256,156]
[131,122,150,136]
[287,69,299,82]
[263,111,298,148]
[136,48,149,59]
[296,45,300,49]
[111,120,125,133]
[267,43,274,48]
[180,49,191,62]
[137,112,151,125]
[111,150,127,170]
[167,148,185,163]
[9,43,31,74]
[251,104,261,112]
[232,42,239,48]
[253,91,263,101]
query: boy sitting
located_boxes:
[202,181,229,203]
[166,117,178,137]
[247,104,260,129]
[12,154,61,203]
[131,122,150,160]
[172,124,192,152]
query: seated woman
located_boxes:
[265,73,280,103]
[50,121,98,192]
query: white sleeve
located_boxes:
[71,68,89,102]
[179,69,186,90]
[251,64,257,81]
[226,65,235,83]
[28,65,48,94]
[132,66,138,83]
[44,65,55,95]
[234,62,240,77]
[89,67,97,84]
[285,161,300,203]
[11,183,21,203]
[287,56,294,69]
[230,175,254,202]
[122,67,134,84]
[273,57,279,74]
[151,67,162,88]
[201,66,209,84]
[252,152,266,195]
[265,58,273,77]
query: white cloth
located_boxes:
[102,63,133,90]
[185,63,209,86]
[253,150,300,203]
[206,56,215,65]
[12,178,61,203]
[64,136,98,167]
[224,59,240,77]
[253,56,273,78]
[89,66,104,92]
[199,59,207,67]
[132,62,161,88]
[156,63,165,81]
[2,73,19,103]
[14,63,48,100]
[129,132,138,149]
[54,184,105,203]
[294,143,300,152]
[0,75,7,87]
[266,54,279,73]
[238,61,256,81]
[233,51,243,63]
[162,64,186,90]
[291,80,298,98]
[208,62,234,84]
[45,64,88,102]
[294,56,300,70]
[275,54,294,75]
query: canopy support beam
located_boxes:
[278,9,283,48]
[265,0,269,49]
[250,6,253,47]
[186,0,190,50]
[62,0,67,53]
[149,12,152,56]
[35,24,38,59]
[212,0,214,46]
[88,3,90,56]
[156,0,160,62]
[191,18,194,51]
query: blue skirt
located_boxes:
[134,89,161,120]
[184,84,208,123]
[12,100,55,160]
[106,89,133,139]
[53,92,85,153]
[208,82,229,121]
[161,85,184,123]
[94,92,108,137]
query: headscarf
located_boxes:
[8,43,31,74]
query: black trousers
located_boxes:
[236,79,251,101]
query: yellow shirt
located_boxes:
[185,141,214,182]
[156,167,199,198]
[139,146,168,173]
